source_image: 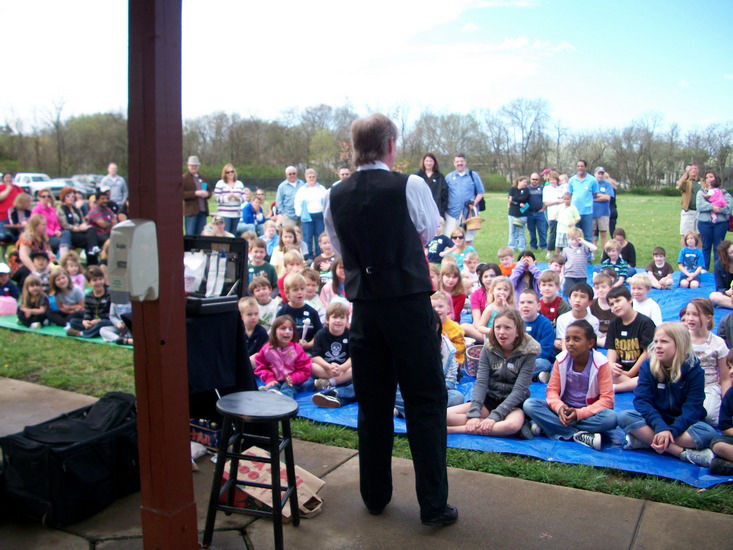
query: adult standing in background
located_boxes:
[543,171,566,255]
[526,172,547,251]
[100,162,128,207]
[182,155,210,236]
[275,166,304,226]
[592,167,614,253]
[677,163,702,235]
[444,154,484,244]
[213,163,246,235]
[332,166,352,186]
[696,169,731,271]
[416,153,447,217]
[325,113,455,527]
[294,168,328,260]
[568,159,599,244]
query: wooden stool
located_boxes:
[202,391,300,550]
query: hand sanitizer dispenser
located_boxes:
[108,219,159,302]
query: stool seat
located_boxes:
[216,390,298,422]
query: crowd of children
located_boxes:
[3,211,733,478]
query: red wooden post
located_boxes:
[128,0,198,547]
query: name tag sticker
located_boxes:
[527,326,532,332]
[621,331,627,336]
[657,383,666,389]
[550,308,555,312]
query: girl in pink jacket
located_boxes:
[254,314,312,398]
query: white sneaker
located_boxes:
[538,371,551,384]
[530,421,542,437]
[572,431,601,451]
[624,434,648,450]
[30,322,41,329]
[680,448,714,468]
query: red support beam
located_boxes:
[128,0,198,547]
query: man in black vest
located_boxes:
[324,114,456,526]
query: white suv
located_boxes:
[14,173,52,196]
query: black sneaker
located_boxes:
[421,504,458,527]
[710,457,733,476]
[312,391,341,408]
[572,431,601,451]
[519,419,534,440]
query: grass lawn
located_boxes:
[2,192,732,514]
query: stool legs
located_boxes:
[282,418,300,526]
[270,422,284,550]
[202,416,234,547]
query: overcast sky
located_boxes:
[3,0,732,132]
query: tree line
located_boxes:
[0,100,730,191]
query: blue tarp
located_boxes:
[294,268,733,489]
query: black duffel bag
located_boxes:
[0,392,139,527]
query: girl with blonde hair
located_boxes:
[618,322,718,467]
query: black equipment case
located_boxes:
[0,392,139,527]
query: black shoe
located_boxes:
[421,504,458,527]
[710,457,733,476]
[519,419,534,440]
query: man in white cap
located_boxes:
[182,155,210,235]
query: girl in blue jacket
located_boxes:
[618,322,718,467]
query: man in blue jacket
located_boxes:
[444,154,484,245]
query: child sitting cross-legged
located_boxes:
[523,320,617,450]
[630,273,662,326]
[617,322,718,468]
[65,266,112,338]
[254,314,312,398]
[277,272,323,350]
[606,285,656,393]
[247,238,278,291]
[537,269,569,328]
[446,308,540,437]
[277,249,305,299]
[239,296,268,365]
[497,246,516,277]
[396,306,465,417]
[461,262,501,343]
[17,275,48,328]
[599,240,630,287]
[590,271,615,348]
[646,246,674,290]
[510,250,541,297]
[249,276,281,332]
[517,289,556,383]
[554,282,599,354]
[310,303,356,408]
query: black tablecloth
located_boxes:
[186,309,256,419]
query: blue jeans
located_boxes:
[527,211,548,249]
[532,357,554,380]
[697,220,728,271]
[617,410,717,449]
[508,216,527,250]
[185,212,207,236]
[578,214,594,243]
[236,221,264,236]
[269,380,310,399]
[523,398,617,440]
[301,212,324,260]
[318,383,357,405]
[69,317,114,338]
[547,220,558,251]
[394,385,464,417]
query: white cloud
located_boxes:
[462,22,480,32]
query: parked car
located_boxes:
[14,173,51,196]
[35,178,76,198]
[70,174,104,197]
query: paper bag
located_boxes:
[221,446,325,519]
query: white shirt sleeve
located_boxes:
[405,174,439,246]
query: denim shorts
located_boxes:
[618,410,718,449]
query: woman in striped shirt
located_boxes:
[214,163,247,234]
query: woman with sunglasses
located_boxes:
[446,227,476,271]
[214,163,247,235]
[30,188,70,257]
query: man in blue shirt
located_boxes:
[444,154,484,244]
[526,172,547,251]
[592,167,614,252]
[568,159,599,244]
[275,166,304,225]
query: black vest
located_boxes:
[329,170,432,301]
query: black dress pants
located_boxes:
[349,292,448,519]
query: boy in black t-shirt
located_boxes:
[646,246,674,290]
[277,273,322,350]
[606,285,656,394]
[310,302,356,408]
